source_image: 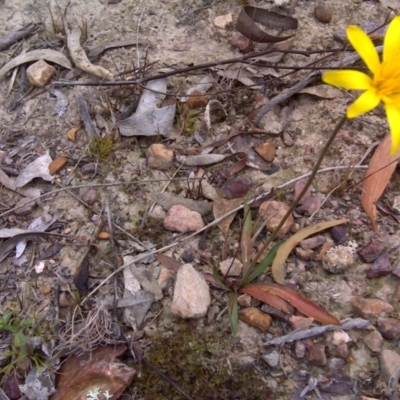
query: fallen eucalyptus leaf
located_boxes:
[0,49,72,80]
[15,152,53,188]
[272,219,349,284]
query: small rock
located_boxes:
[330,225,348,245]
[149,204,166,219]
[26,60,56,87]
[81,163,99,179]
[378,317,400,340]
[146,144,174,170]
[171,263,211,319]
[97,231,110,240]
[308,344,327,366]
[49,156,68,175]
[295,247,313,260]
[239,307,272,332]
[221,177,252,199]
[289,315,314,329]
[294,179,312,200]
[350,296,394,318]
[157,266,172,289]
[380,349,400,383]
[294,341,306,358]
[82,189,99,205]
[323,243,357,273]
[14,198,36,216]
[214,13,233,29]
[255,142,276,162]
[296,193,325,216]
[335,343,349,359]
[331,330,351,346]
[358,239,385,262]
[238,294,252,307]
[367,253,392,279]
[219,257,243,277]
[164,205,204,232]
[300,235,325,250]
[231,33,252,51]
[181,249,194,263]
[314,4,332,23]
[235,355,255,370]
[364,330,383,355]
[59,292,70,307]
[261,348,280,368]
[259,200,294,238]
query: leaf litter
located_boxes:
[0,0,399,398]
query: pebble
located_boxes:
[330,225,348,245]
[259,200,294,238]
[171,263,211,319]
[377,317,400,340]
[380,349,400,383]
[331,330,351,346]
[221,177,252,199]
[323,243,357,273]
[261,348,280,368]
[358,239,385,263]
[350,296,394,318]
[157,265,172,290]
[14,198,36,216]
[289,316,314,329]
[213,13,233,29]
[26,60,56,87]
[295,247,313,260]
[219,257,243,277]
[314,4,332,23]
[294,341,306,358]
[231,33,252,52]
[164,204,204,232]
[300,235,325,250]
[294,179,312,200]
[254,142,276,162]
[307,344,327,366]
[49,156,68,175]
[238,307,272,332]
[146,144,174,170]
[238,294,252,307]
[366,253,392,279]
[82,189,99,205]
[81,163,99,179]
[363,330,383,355]
[296,193,325,216]
[328,358,345,373]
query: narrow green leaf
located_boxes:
[243,241,282,285]
[227,292,239,336]
[240,202,252,277]
[212,265,230,291]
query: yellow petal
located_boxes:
[383,16,400,63]
[385,103,400,155]
[322,70,372,90]
[346,89,380,118]
[347,25,380,75]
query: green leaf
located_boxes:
[227,292,239,336]
[240,202,252,278]
[243,241,282,286]
[212,265,230,291]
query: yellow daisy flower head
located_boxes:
[322,16,400,155]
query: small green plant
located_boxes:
[0,310,46,374]
[88,135,114,161]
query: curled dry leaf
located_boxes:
[244,283,340,325]
[0,49,72,80]
[361,134,400,233]
[271,218,349,284]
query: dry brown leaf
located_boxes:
[361,134,400,233]
[213,197,243,238]
[239,307,272,332]
[66,127,79,141]
[272,219,349,284]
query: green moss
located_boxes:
[132,323,272,399]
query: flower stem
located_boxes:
[244,114,348,281]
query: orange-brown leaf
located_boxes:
[213,197,243,238]
[240,285,292,313]
[361,134,400,233]
[156,253,182,272]
[261,283,340,325]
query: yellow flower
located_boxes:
[322,16,400,154]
